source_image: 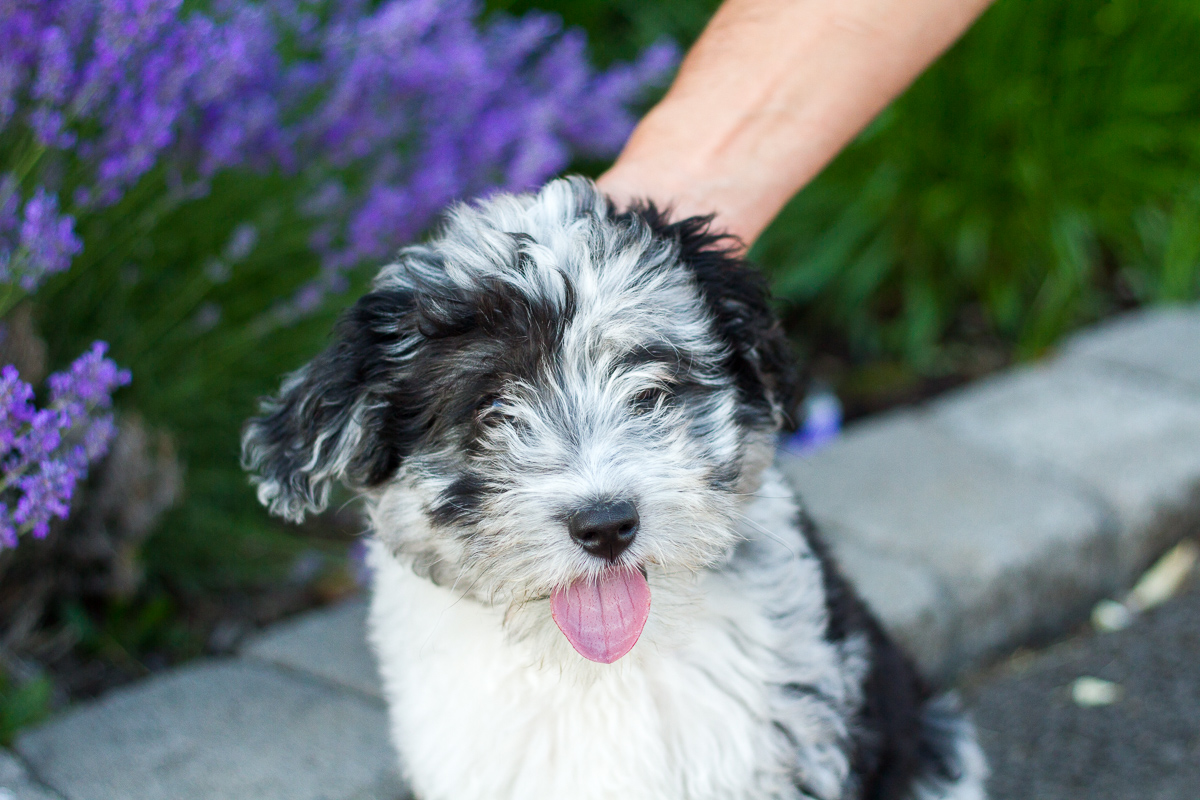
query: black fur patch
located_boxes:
[430,472,491,527]
[915,694,973,785]
[797,510,935,800]
[241,288,417,515]
[616,340,698,376]
[611,203,802,432]
[243,269,577,518]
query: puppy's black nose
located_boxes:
[568,500,639,561]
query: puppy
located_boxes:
[243,177,987,800]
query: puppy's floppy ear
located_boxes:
[629,205,802,430]
[241,289,419,522]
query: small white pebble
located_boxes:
[1091,599,1134,632]
[1072,676,1122,707]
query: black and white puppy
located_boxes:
[242,177,986,800]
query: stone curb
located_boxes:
[778,413,1114,681]
[782,305,1200,680]
[12,305,1200,799]
[15,660,406,800]
[0,749,65,800]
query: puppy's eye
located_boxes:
[631,386,670,414]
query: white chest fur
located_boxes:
[368,545,807,800]
[365,467,856,800]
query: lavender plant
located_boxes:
[1,0,671,594]
[0,343,129,548]
[272,0,676,319]
[2,0,673,315]
[0,180,81,301]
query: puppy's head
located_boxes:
[243,177,798,662]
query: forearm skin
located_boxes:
[597,0,995,248]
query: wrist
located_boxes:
[596,97,818,248]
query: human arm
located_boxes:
[596,0,995,248]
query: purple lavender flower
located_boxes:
[77,414,117,462]
[0,364,36,448]
[0,5,40,130]
[13,185,82,291]
[0,503,14,549]
[30,24,77,147]
[186,4,287,176]
[1,0,676,323]
[267,0,677,317]
[2,0,286,209]
[14,459,75,539]
[0,177,81,294]
[0,2,277,297]
[48,341,131,409]
[0,344,129,549]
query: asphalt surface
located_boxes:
[965,564,1200,800]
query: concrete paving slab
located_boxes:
[1064,305,1200,393]
[242,597,382,700]
[15,661,407,800]
[779,413,1112,677]
[932,360,1200,580]
[0,750,63,800]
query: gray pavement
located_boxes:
[14,660,405,800]
[0,749,64,800]
[968,566,1200,800]
[5,304,1200,799]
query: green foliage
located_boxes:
[0,671,52,746]
[37,167,355,593]
[60,594,200,667]
[487,0,720,65]
[755,0,1200,365]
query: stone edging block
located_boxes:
[778,413,1113,681]
[0,749,64,800]
[15,660,406,800]
[931,357,1200,582]
[776,304,1200,681]
[1063,305,1200,393]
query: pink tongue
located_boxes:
[550,566,651,664]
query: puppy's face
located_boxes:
[243,178,798,660]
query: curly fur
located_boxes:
[243,177,987,800]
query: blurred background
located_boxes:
[2,0,1199,747]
